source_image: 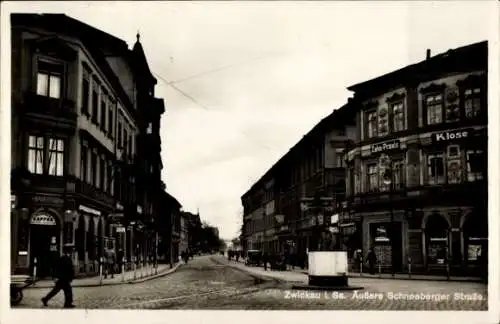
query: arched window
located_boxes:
[425,214,449,265]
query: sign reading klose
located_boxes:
[371,140,400,153]
[433,129,470,142]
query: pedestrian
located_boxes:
[105,249,116,279]
[262,252,268,271]
[41,246,75,308]
[367,248,377,275]
[117,249,124,274]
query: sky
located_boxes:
[3,1,496,240]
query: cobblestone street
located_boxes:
[13,255,487,310]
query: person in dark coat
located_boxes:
[367,248,377,275]
[262,252,268,271]
[41,246,75,308]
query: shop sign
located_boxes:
[78,205,101,216]
[374,226,390,242]
[330,214,339,225]
[371,140,400,154]
[32,195,64,205]
[433,129,470,142]
[116,226,126,233]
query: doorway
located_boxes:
[29,214,60,278]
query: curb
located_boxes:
[210,257,296,285]
[222,260,484,284]
[25,263,182,289]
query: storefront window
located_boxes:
[392,102,405,132]
[464,88,481,119]
[466,150,485,181]
[425,94,443,125]
[427,153,445,185]
[366,111,377,138]
[367,164,378,192]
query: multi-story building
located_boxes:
[10,14,165,277]
[241,103,356,264]
[156,189,181,264]
[183,211,201,253]
[343,41,487,276]
[179,212,189,255]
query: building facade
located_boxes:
[241,103,356,265]
[10,14,165,276]
[343,41,487,276]
[179,212,189,255]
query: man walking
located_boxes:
[41,246,75,308]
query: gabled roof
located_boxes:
[241,100,356,200]
[347,41,487,98]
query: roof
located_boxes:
[241,100,356,200]
[162,190,182,209]
[347,41,488,98]
[132,36,157,85]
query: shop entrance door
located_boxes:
[29,214,59,278]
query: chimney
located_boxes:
[426,49,431,60]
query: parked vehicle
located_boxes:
[10,275,34,306]
[245,250,262,266]
[269,253,287,270]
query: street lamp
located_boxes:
[380,154,395,277]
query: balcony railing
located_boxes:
[23,92,77,120]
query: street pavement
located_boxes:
[12,254,487,310]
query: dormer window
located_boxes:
[36,60,62,99]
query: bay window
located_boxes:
[466,150,485,181]
[425,94,443,125]
[48,138,64,176]
[366,111,377,138]
[36,60,62,99]
[464,88,482,119]
[27,135,44,174]
[427,153,445,185]
[367,164,378,192]
[27,135,65,176]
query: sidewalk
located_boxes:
[27,262,182,289]
[224,257,483,283]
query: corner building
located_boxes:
[343,41,487,276]
[10,14,165,277]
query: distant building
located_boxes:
[241,103,356,261]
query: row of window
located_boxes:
[81,64,137,155]
[349,148,485,194]
[365,87,483,139]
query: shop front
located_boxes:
[369,222,403,272]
